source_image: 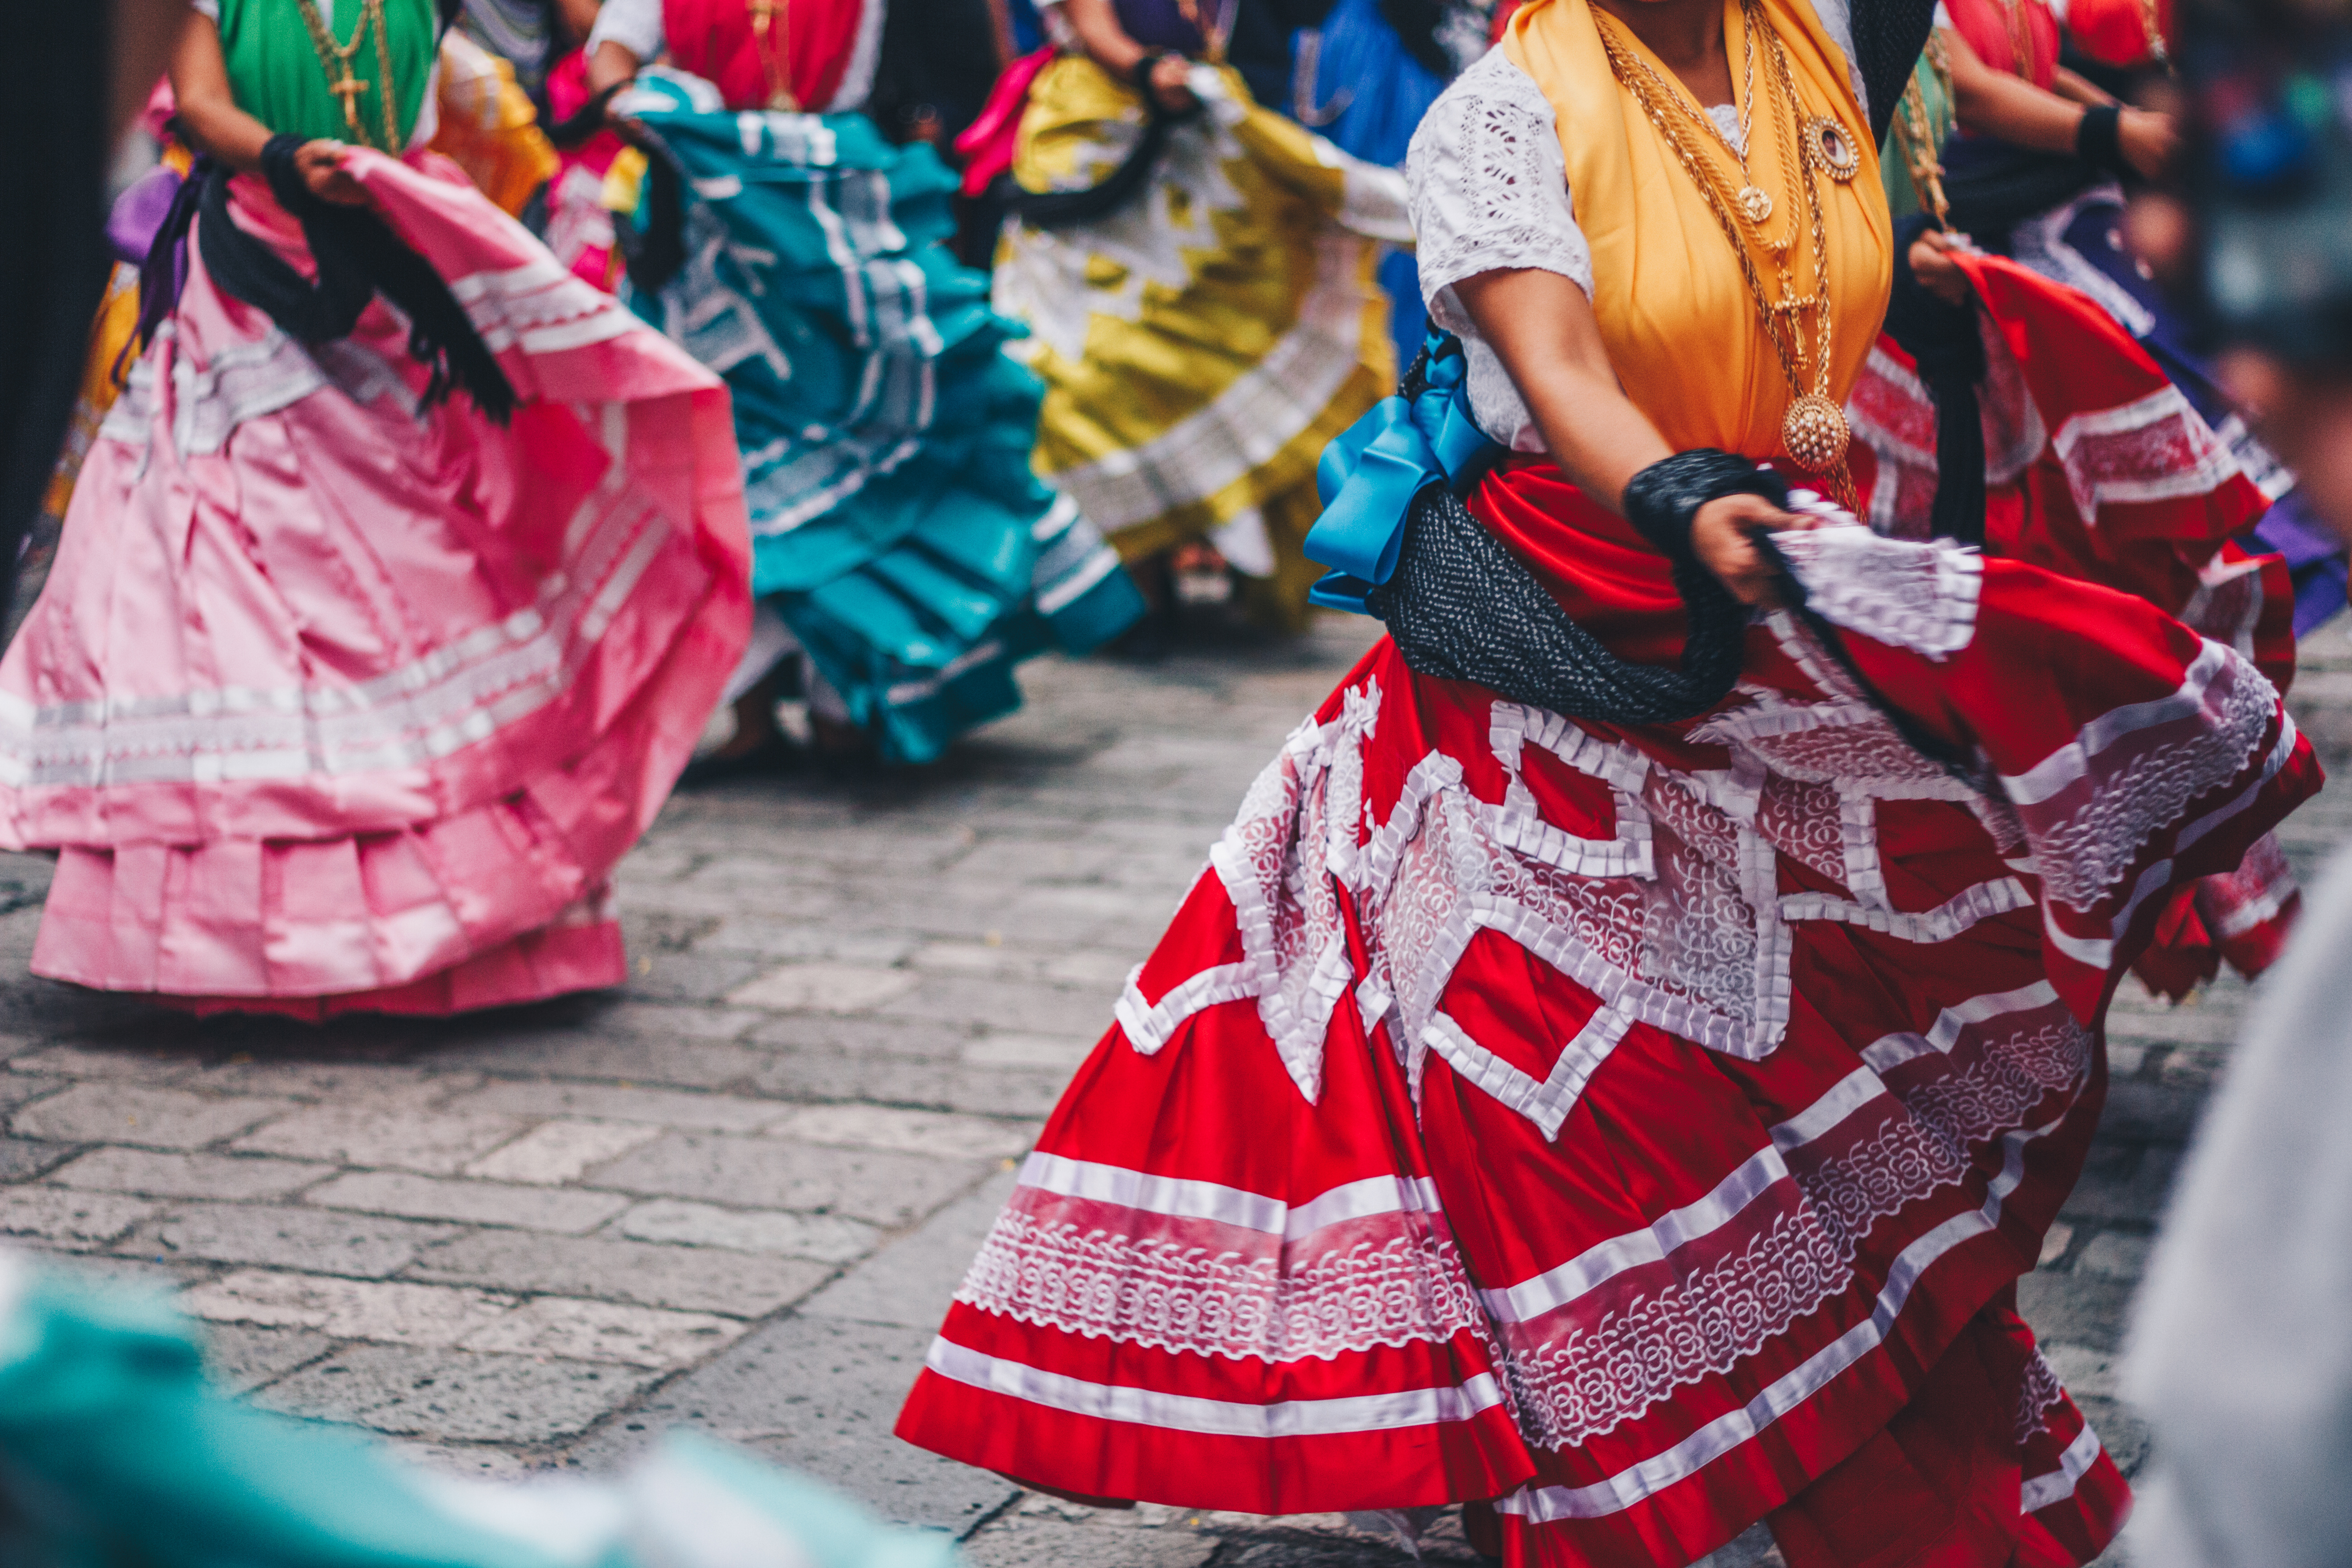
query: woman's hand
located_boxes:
[2117,106,2180,180]
[1062,0,1196,109]
[1147,53,1199,114]
[1450,267,1817,606]
[295,140,368,206]
[1907,227,1975,306]
[1692,492,1816,606]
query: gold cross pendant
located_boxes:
[328,67,370,133]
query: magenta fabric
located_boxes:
[0,147,751,1015]
[954,48,1054,200]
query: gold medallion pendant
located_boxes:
[1807,115,1860,181]
[1735,184,1774,224]
[1782,393,1850,471]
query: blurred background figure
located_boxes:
[1851,0,2315,1004]
[0,0,192,627]
[430,25,563,214]
[586,0,1144,771]
[2122,2,2352,1562]
[457,0,603,102]
[979,0,1412,647]
[1288,0,1494,364]
[1884,0,2352,635]
[0,0,751,1019]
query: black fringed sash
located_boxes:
[197,135,516,422]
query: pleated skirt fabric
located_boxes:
[0,148,751,1016]
[618,69,1142,764]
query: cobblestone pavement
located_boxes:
[2,612,2347,1567]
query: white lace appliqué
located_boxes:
[1120,573,2024,1140]
[2017,1345,2069,1443]
[2004,641,2280,916]
[1771,522,1983,660]
[956,1205,1488,1365]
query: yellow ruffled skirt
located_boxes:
[1000,59,1409,628]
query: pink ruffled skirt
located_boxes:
[0,149,750,1017]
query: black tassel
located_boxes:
[621,145,688,298]
[1884,215,1988,548]
[123,155,214,375]
[545,82,626,149]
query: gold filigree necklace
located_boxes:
[1604,8,1779,230]
[1595,0,1857,492]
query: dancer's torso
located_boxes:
[1498,0,1890,458]
[1942,0,2060,90]
[659,0,876,112]
[1463,0,1890,655]
[215,0,440,150]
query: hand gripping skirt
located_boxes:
[0,148,751,1017]
[896,491,2319,1566]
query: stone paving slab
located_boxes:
[0,612,2343,1567]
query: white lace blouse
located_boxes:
[1409,4,1865,450]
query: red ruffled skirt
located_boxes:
[897,464,2318,1565]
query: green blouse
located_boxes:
[216,0,440,152]
[1880,47,1957,223]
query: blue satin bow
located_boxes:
[1302,333,1498,614]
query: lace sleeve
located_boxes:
[587,0,667,64]
[1406,50,1592,328]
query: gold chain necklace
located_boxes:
[2138,0,2171,68]
[1603,12,1780,231]
[1595,0,1853,492]
[748,0,800,111]
[1988,0,2037,78]
[292,0,400,152]
[1759,4,1858,484]
[1891,34,1953,228]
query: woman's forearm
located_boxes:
[1452,268,1671,513]
[170,17,275,171]
[1451,265,1804,605]
[1058,0,1148,78]
[1515,363,1676,512]
[556,0,603,49]
[1944,27,2087,155]
[2050,66,2115,107]
[587,39,642,96]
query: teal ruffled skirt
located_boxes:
[620,69,1142,762]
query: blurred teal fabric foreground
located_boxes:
[0,1253,956,1568]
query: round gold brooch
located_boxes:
[1807,116,1860,182]
[1782,393,1851,472]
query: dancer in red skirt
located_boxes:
[897,0,2319,1559]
